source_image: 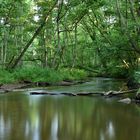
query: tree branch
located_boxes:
[7,1,58,69]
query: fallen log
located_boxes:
[30,91,77,96]
[30,91,104,96]
[30,89,138,96]
[103,89,138,97]
[77,92,104,96]
[61,92,76,96]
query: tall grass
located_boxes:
[0,69,15,84]
[13,66,63,83]
[0,66,88,84]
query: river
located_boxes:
[0,78,140,140]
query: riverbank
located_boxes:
[0,79,89,93]
[0,66,140,104]
[0,66,92,92]
[0,75,139,104]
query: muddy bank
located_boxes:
[1,78,140,104]
[0,80,88,93]
[0,83,30,93]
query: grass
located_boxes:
[13,67,63,83]
[0,66,88,84]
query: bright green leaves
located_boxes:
[0,0,139,78]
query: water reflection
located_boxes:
[51,114,58,140]
[107,121,115,139]
[46,77,127,92]
[0,77,139,140]
[0,93,140,140]
[0,114,11,138]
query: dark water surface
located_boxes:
[0,78,140,140]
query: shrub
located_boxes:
[59,68,88,80]
[0,67,88,84]
[13,66,63,83]
[0,69,15,84]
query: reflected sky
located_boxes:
[51,114,58,140]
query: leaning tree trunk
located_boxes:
[7,1,57,70]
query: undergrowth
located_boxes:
[0,66,88,84]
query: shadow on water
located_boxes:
[0,78,140,140]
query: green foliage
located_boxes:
[0,0,140,79]
[59,68,88,80]
[0,70,15,84]
[134,70,140,84]
[13,66,63,83]
[11,67,88,84]
[106,66,128,78]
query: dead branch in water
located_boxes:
[30,89,138,96]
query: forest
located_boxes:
[1,1,140,140]
[0,0,140,85]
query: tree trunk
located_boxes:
[7,1,57,70]
[72,24,78,68]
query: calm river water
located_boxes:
[0,78,140,140]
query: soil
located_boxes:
[0,80,87,93]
